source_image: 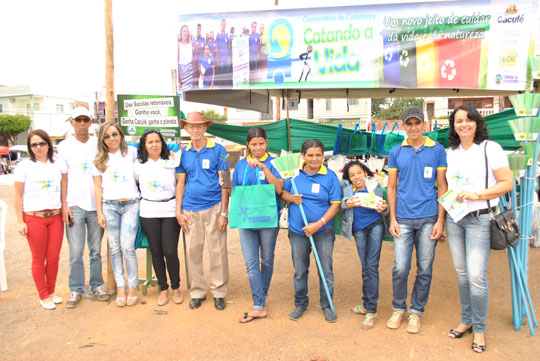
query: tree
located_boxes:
[0,114,31,145]
[372,98,424,120]
[201,109,227,121]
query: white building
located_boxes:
[0,85,95,143]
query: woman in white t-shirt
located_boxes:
[93,122,140,307]
[14,129,63,310]
[134,130,182,306]
[445,105,513,353]
[178,24,194,91]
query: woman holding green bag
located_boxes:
[233,127,283,323]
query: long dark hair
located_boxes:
[301,139,325,155]
[448,105,490,149]
[342,160,373,182]
[27,129,54,162]
[246,127,267,155]
[137,130,170,163]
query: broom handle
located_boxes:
[291,178,335,312]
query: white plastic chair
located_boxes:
[0,199,7,291]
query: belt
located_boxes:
[471,206,497,217]
[104,198,138,203]
[142,196,175,203]
[24,209,61,218]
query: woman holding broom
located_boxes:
[280,139,341,323]
[233,127,283,323]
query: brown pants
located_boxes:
[183,202,229,298]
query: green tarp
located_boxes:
[205,109,524,153]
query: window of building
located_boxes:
[56,104,64,113]
[0,104,3,113]
[326,99,332,111]
[34,103,40,111]
[288,99,298,111]
[348,98,359,106]
[26,104,31,114]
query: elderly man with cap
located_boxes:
[175,111,230,310]
[58,106,109,308]
[385,107,447,333]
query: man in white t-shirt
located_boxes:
[58,107,109,308]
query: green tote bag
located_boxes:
[229,166,278,229]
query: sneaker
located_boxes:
[40,298,56,310]
[288,307,306,321]
[323,307,337,323]
[92,286,110,301]
[386,310,405,329]
[66,292,82,308]
[407,313,421,334]
[49,294,62,304]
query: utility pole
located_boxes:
[105,0,115,123]
[104,0,117,295]
[95,91,101,124]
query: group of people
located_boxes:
[177,19,267,90]
[14,105,513,354]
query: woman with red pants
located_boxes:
[14,129,64,310]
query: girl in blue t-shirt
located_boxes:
[199,43,215,88]
[341,161,387,329]
[232,127,283,323]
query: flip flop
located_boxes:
[238,312,267,324]
[351,305,367,315]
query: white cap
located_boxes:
[71,106,93,120]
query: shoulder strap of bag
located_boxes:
[484,141,490,210]
[389,122,399,134]
[242,164,261,186]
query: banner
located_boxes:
[117,95,180,137]
[177,0,538,92]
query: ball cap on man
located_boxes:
[70,106,93,121]
[402,107,425,123]
[180,111,214,128]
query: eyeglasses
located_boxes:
[30,142,48,149]
[103,132,120,140]
[143,129,161,134]
[74,117,91,123]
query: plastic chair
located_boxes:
[0,200,7,291]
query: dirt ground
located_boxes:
[0,183,539,361]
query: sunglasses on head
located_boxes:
[103,132,120,140]
[30,141,48,149]
[144,129,161,134]
[74,117,91,123]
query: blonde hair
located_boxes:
[94,122,128,173]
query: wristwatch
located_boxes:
[220,212,229,217]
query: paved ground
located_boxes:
[0,183,539,360]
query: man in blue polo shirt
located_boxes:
[215,18,231,87]
[176,111,230,311]
[386,107,447,334]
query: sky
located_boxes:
[0,0,458,100]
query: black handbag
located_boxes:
[483,142,519,250]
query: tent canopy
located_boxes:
[206,109,523,153]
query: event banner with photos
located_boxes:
[117,94,180,137]
[177,0,538,92]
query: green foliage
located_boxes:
[0,114,32,144]
[372,98,425,120]
[201,109,227,121]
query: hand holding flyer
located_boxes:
[438,188,471,222]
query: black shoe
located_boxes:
[448,326,472,339]
[214,297,226,310]
[288,307,306,321]
[323,307,337,323]
[189,296,206,309]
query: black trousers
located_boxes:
[140,217,181,291]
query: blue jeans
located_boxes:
[66,206,105,294]
[353,219,384,314]
[102,199,139,289]
[239,227,279,310]
[289,227,335,310]
[392,216,438,316]
[446,214,491,333]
